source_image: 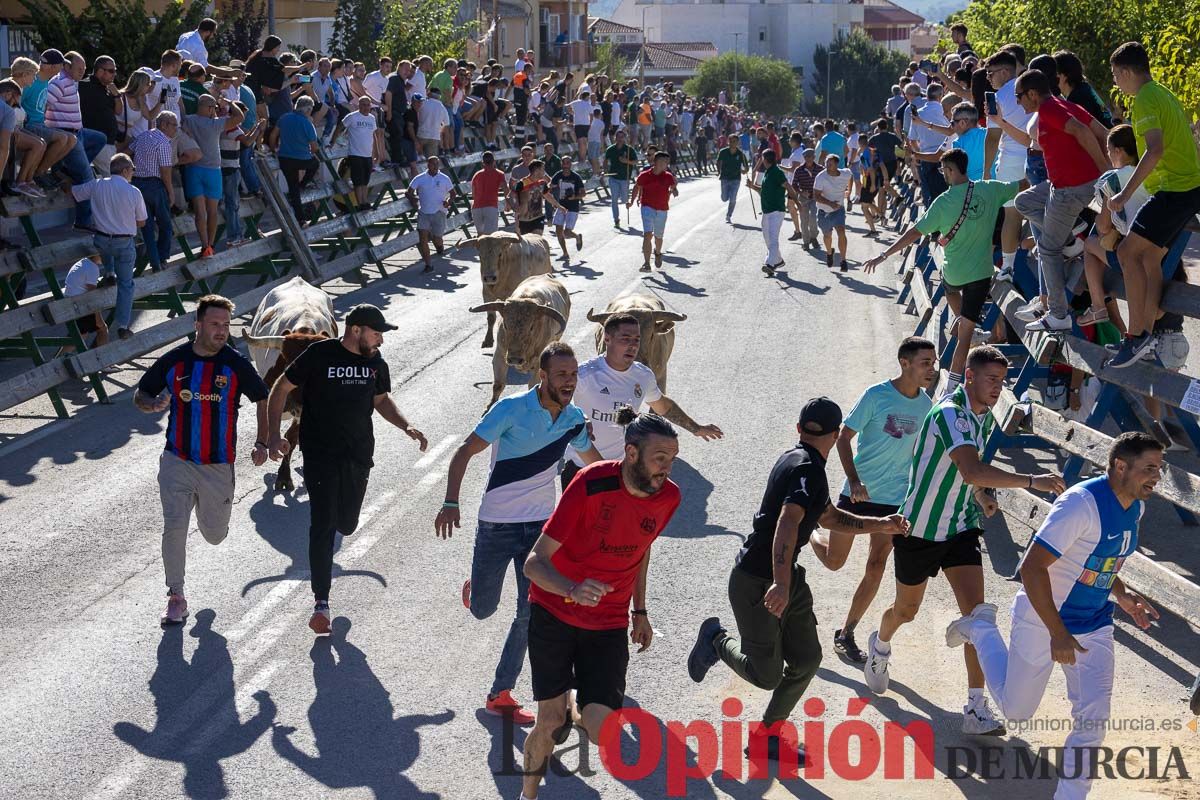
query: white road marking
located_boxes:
[669,206,729,251]
[413,434,457,469]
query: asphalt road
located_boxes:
[2,175,1197,800]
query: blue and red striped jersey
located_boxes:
[139,343,269,465]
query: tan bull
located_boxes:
[469,274,569,409]
[455,231,553,348]
[587,291,686,391]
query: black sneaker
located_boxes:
[834,628,867,663]
[840,260,849,272]
[117,327,133,340]
[826,253,834,268]
[687,616,726,683]
[640,262,651,272]
[97,274,117,288]
[788,231,803,241]
[744,735,806,765]
[761,263,775,276]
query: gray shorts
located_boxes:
[418,211,446,236]
[472,206,499,234]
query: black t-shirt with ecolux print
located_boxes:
[284,338,391,466]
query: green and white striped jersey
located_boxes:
[899,385,995,541]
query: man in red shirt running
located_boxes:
[519,406,681,800]
[629,151,679,272]
[469,150,507,234]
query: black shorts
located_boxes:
[518,217,545,234]
[529,603,629,710]
[944,276,991,323]
[347,155,372,188]
[859,185,878,204]
[75,312,100,334]
[574,124,590,143]
[835,495,900,518]
[1130,186,1200,248]
[893,529,982,586]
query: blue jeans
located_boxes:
[720,178,740,218]
[609,178,629,222]
[470,519,544,696]
[56,127,107,227]
[95,233,136,330]
[453,109,464,150]
[133,177,173,270]
[918,160,948,207]
[239,146,262,194]
[222,169,242,244]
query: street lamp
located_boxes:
[824,43,835,118]
[731,32,741,103]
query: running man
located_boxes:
[814,154,851,271]
[405,155,456,273]
[716,135,749,222]
[746,149,798,275]
[135,295,270,625]
[435,342,603,726]
[564,313,723,490]
[543,155,585,261]
[520,408,681,800]
[809,336,937,663]
[511,159,549,235]
[629,151,678,272]
[862,345,1064,734]
[864,148,1021,396]
[603,128,638,227]
[267,304,428,635]
[946,432,1162,799]
[688,398,909,763]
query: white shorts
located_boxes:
[417,211,446,236]
[472,206,499,234]
[995,153,1026,207]
[552,208,579,229]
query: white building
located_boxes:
[609,0,865,80]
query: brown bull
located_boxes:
[468,274,569,409]
[455,231,553,348]
[587,291,686,391]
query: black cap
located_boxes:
[799,397,842,436]
[345,304,397,332]
[41,49,65,66]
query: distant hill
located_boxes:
[588,0,971,28]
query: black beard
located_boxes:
[626,455,660,495]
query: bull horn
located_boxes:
[653,310,688,323]
[537,304,568,334]
[454,238,479,250]
[241,332,286,349]
[585,308,612,324]
[468,301,507,313]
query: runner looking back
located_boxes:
[629,151,677,272]
[863,345,1065,735]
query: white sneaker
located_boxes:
[1017,296,1044,314]
[864,631,891,694]
[1026,312,1071,332]
[945,602,997,648]
[995,265,1013,282]
[1014,302,1046,323]
[1062,236,1085,259]
[962,695,1005,736]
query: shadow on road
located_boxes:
[272,617,453,797]
[112,609,276,798]
[476,709,602,800]
[645,270,708,297]
[835,273,897,299]
[665,457,744,542]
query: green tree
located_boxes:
[810,30,910,120]
[209,0,267,63]
[18,0,207,80]
[593,42,627,84]
[376,0,472,66]
[682,52,800,117]
[1148,11,1200,126]
[328,0,384,63]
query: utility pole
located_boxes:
[731,32,741,101]
[493,0,500,61]
[639,6,648,87]
[825,43,834,118]
[267,0,274,34]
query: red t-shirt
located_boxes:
[471,168,506,208]
[1037,95,1102,188]
[530,460,681,630]
[635,169,676,211]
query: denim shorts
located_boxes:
[641,206,668,237]
[552,208,579,229]
[184,166,223,200]
[817,206,846,232]
[1155,331,1189,370]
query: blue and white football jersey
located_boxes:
[1014,477,1142,635]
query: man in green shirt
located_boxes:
[604,128,639,227]
[428,58,455,110]
[540,141,561,182]
[864,148,1019,396]
[180,63,209,115]
[1106,41,1200,369]
[747,150,797,275]
[716,137,749,222]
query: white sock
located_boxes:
[968,688,985,704]
[1001,251,1016,270]
[874,636,891,655]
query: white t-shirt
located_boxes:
[408,170,454,214]
[529,90,542,114]
[568,98,593,126]
[1096,165,1151,237]
[988,77,1033,166]
[588,117,605,143]
[568,356,663,464]
[64,258,100,297]
[362,70,388,102]
[408,69,427,100]
[417,99,449,140]
[813,170,851,211]
[146,71,180,120]
[610,102,623,127]
[176,30,208,67]
[342,110,377,157]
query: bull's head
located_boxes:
[470,299,567,371]
[456,235,508,287]
[586,307,687,341]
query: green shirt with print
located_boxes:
[605,143,637,181]
[1131,80,1200,195]
[429,70,454,106]
[915,180,1020,285]
[760,165,788,213]
[716,147,748,180]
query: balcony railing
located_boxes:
[538,42,594,69]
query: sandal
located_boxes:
[1076,307,1109,327]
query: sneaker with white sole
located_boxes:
[962,696,1006,736]
[1025,312,1071,332]
[1014,304,1046,323]
[863,631,891,694]
[945,602,997,648]
[161,593,188,625]
[995,265,1013,282]
[309,603,331,636]
[1062,236,1085,260]
[1106,333,1156,369]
